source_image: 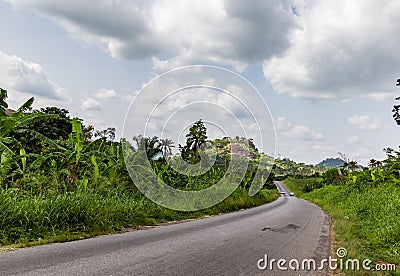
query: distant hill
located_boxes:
[317,158,345,168]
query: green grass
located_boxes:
[285,178,400,275]
[0,187,279,249]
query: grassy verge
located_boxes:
[285,178,400,275]
[0,187,279,249]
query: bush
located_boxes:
[322,168,346,185]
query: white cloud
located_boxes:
[8,0,298,70]
[348,136,360,143]
[312,144,335,156]
[7,0,400,101]
[0,50,65,100]
[263,0,400,100]
[285,126,323,141]
[96,89,117,100]
[275,117,323,141]
[348,114,380,130]
[275,117,292,132]
[363,92,398,101]
[81,97,101,111]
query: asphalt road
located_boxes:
[0,181,331,275]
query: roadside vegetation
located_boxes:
[283,84,400,273]
[0,88,278,248]
[285,149,400,271]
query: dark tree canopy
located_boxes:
[393,79,400,125]
[132,135,162,160]
[32,107,72,140]
[0,88,8,116]
[8,106,72,153]
[179,119,208,163]
[95,127,116,142]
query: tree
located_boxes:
[32,107,72,140]
[11,106,73,153]
[95,127,116,142]
[338,152,358,171]
[393,79,400,125]
[179,119,207,163]
[82,124,95,142]
[132,135,162,160]
[368,159,383,169]
[0,90,58,155]
[369,159,377,169]
[160,138,174,159]
[0,88,9,116]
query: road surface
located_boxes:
[0,181,331,275]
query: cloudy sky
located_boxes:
[1,0,399,164]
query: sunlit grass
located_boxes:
[285,178,400,275]
[0,187,279,248]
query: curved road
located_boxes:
[0,181,331,275]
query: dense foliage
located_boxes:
[0,89,278,246]
[393,79,400,125]
[179,119,208,163]
[285,147,400,265]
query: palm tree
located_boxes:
[132,135,162,160]
[338,152,358,171]
[369,159,383,169]
[347,160,358,171]
[160,138,174,159]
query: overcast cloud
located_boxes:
[1,0,399,164]
[263,0,400,100]
[7,0,298,69]
[7,0,400,100]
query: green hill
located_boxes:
[317,158,344,168]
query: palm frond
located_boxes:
[16,129,66,151]
[0,139,14,155]
[17,97,34,113]
[16,113,58,128]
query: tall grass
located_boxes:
[0,96,280,248]
[0,187,278,247]
[285,177,400,268]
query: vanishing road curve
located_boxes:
[0,181,331,276]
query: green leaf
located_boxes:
[72,119,83,135]
[72,119,83,161]
[17,97,34,112]
[91,155,99,181]
[370,170,376,181]
[20,147,26,173]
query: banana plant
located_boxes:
[91,155,99,184]
[41,119,120,189]
[0,93,59,156]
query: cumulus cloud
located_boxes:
[7,0,298,70]
[348,114,380,130]
[8,0,399,100]
[0,50,65,100]
[96,89,117,100]
[275,117,323,141]
[263,0,400,100]
[81,97,101,111]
